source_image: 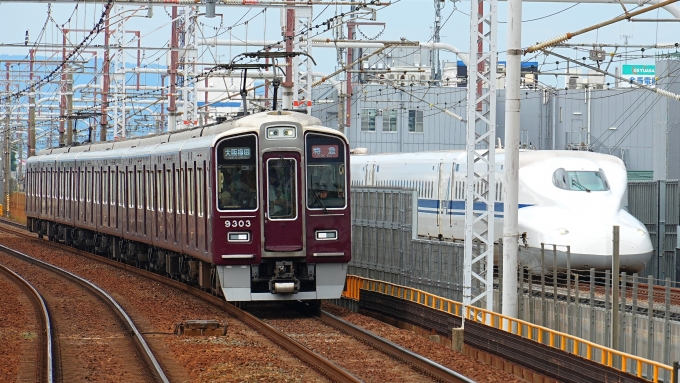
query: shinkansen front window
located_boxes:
[306,133,347,209]
[216,135,258,210]
[552,168,610,192]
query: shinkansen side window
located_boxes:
[215,134,258,211]
[306,133,347,209]
[552,168,610,191]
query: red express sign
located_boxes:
[311,145,339,158]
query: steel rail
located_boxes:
[0,224,361,383]
[0,264,53,383]
[318,310,476,383]
[0,241,170,383]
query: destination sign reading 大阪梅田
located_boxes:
[223,147,251,160]
[311,145,339,159]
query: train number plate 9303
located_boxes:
[225,219,251,228]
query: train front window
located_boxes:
[306,133,347,209]
[267,159,297,219]
[552,168,610,191]
[216,135,258,211]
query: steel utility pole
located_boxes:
[3,64,10,217]
[431,0,443,81]
[463,0,498,317]
[502,0,522,321]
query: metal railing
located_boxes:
[343,275,676,383]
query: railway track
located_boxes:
[0,223,478,382]
[0,243,169,383]
[247,301,474,383]
[318,310,474,383]
[0,263,52,383]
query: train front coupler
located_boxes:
[268,261,300,294]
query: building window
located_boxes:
[382,109,397,132]
[361,108,376,131]
[408,109,423,132]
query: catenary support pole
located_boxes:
[612,226,620,353]
[502,0,521,322]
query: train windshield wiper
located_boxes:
[311,189,328,213]
[571,179,591,192]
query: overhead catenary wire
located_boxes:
[525,0,680,53]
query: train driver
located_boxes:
[218,190,233,209]
[268,171,291,217]
[231,172,256,208]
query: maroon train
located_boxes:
[25,111,351,304]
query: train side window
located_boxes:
[177,168,182,214]
[112,170,116,206]
[101,170,107,204]
[127,170,133,208]
[85,169,91,203]
[197,166,204,217]
[165,169,175,213]
[119,170,124,207]
[157,168,163,212]
[137,169,143,210]
[188,167,194,216]
[147,168,153,211]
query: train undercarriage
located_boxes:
[29,218,224,296]
[26,218,329,307]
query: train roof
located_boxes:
[351,149,624,167]
[28,111,340,165]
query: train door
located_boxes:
[185,160,197,253]
[147,164,154,239]
[448,162,456,227]
[65,167,72,223]
[364,163,376,186]
[436,162,444,235]
[135,165,143,238]
[263,153,303,251]
[109,166,120,233]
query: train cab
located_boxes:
[212,112,351,302]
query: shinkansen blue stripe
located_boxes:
[416,199,533,213]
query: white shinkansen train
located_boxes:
[351,149,653,273]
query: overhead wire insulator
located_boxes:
[525,33,572,54]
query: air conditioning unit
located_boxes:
[387,73,396,80]
[568,76,578,89]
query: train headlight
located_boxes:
[557,228,569,235]
[315,230,338,240]
[228,232,251,242]
[637,229,647,237]
[266,126,296,139]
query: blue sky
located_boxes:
[0,0,675,88]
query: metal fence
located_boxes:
[349,186,680,381]
[628,180,679,282]
[350,187,466,302]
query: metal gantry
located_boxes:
[463,0,498,313]
[178,6,198,126]
[291,5,314,112]
[112,4,127,138]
